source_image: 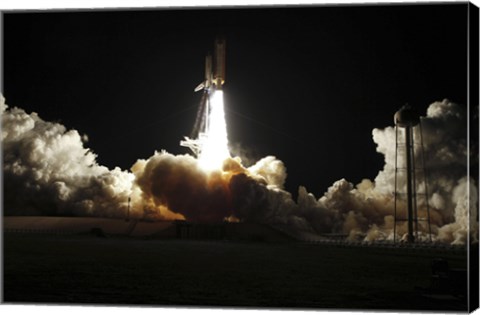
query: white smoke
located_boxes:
[225,99,477,244]
[437,177,479,244]
[370,100,477,242]
[294,99,478,243]
[1,95,134,217]
[247,155,287,189]
[2,95,477,244]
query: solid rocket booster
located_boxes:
[203,54,212,90]
[195,37,226,92]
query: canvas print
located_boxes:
[2,2,479,313]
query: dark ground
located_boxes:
[3,233,468,311]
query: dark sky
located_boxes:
[3,3,469,197]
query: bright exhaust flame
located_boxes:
[198,90,230,171]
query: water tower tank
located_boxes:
[394,105,420,127]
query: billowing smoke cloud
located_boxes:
[2,95,477,244]
[215,99,477,243]
[132,152,234,222]
[369,100,478,243]
[131,152,302,225]
[294,99,478,243]
[1,95,134,218]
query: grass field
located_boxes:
[3,233,468,311]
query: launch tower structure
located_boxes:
[393,105,432,243]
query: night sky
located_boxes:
[3,3,469,197]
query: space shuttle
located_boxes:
[194,37,226,92]
[181,37,226,156]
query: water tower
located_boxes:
[393,105,432,243]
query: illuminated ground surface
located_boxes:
[3,234,468,311]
